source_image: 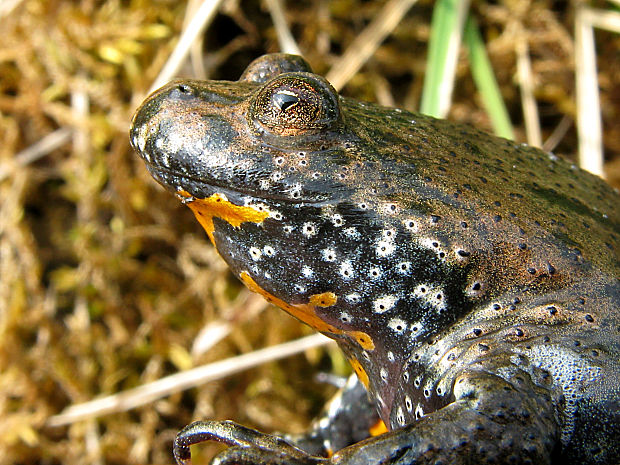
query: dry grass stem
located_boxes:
[148,0,225,94]
[543,115,573,153]
[0,128,72,182]
[265,0,302,55]
[326,0,419,91]
[47,334,333,427]
[515,27,542,148]
[587,6,620,32]
[575,6,604,176]
[436,0,470,118]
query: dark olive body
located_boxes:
[130,54,620,465]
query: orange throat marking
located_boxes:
[239,272,374,354]
[178,191,269,245]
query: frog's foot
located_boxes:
[173,420,328,465]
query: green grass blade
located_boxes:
[420,0,469,117]
[464,16,514,139]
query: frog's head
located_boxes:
[130,54,359,206]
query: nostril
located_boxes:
[178,84,192,94]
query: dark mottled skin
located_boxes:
[130,54,620,465]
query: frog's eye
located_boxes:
[249,73,341,137]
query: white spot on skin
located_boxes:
[269,210,283,220]
[415,404,424,419]
[405,395,413,412]
[419,237,447,260]
[246,202,269,213]
[467,281,485,297]
[409,321,424,338]
[321,248,337,262]
[343,227,360,238]
[382,229,396,240]
[396,406,405,426]
[331,214,344,227]
[263,245,275,256]
[374,295,398,313]
[339,312,352,323]
[413,284,429,296]
[259,179,270,190]
[388,318,407,333]
[397,262,411,274]
[294,284,306,293]
[136,126,147,152]
[346,293,361,303]
[339,260,354,279]
[288,183,302,199]
[301,266,313,278]
[387,351,395,362]
[376,240,395,257]
[380,368,389,382]
[271,171,283,181]
[249,247,262,261]
[160,151,171,168]
[382,203,399,215]
[412,284,446,313]
[368,267,382,279]
[403,219,418,232]
[302,222,317,238]
[283,225,293,234]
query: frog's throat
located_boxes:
[178,190,375,387]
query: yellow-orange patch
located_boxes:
[309,292,337,307]
[349,358,370,388]
[178,191,269,245]
[239,273,374,352]
[348,331,375,351]
[240,272,339,333]
[369,420,388,436]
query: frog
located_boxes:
[130,53,620,465]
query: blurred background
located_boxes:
[0,1,618,464]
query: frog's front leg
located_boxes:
[174,369,559,465]
[332,369,559,465]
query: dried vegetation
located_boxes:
[0,1,618,464]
